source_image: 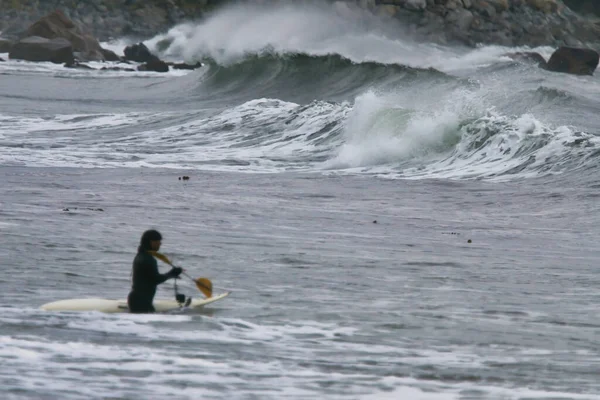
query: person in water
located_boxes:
[128,229,182,313]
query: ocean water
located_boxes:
[1,3,600,399]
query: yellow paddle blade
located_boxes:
[195,278,213,298]
[148,251,173,266]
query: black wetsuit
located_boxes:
[127,251,177,313]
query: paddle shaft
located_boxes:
[148,251,213,297]
[181,271,195,283]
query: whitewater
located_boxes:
[1,3,599,400]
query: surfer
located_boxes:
[128,230,182,313]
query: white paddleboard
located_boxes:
[40,291,231,313]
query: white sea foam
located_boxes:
[0,99,348,171]
[1,4,599,182]
[1,86,596,181]
[142,2,559,76]
[323,86,600,181]
[359,376,600,400]
[2,298,598,400]
[0,54,192,78]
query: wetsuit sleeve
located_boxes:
[137,254,173,284]
[149,258,173,284]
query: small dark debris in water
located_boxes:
[183,176,190,181]
[442,232,460,235]
[178,177,181,180]
[373,220,377,224]
[62,207,104,212]
[467,239,472,243]
[101,66,136,72]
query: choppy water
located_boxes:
[1,3,600,399]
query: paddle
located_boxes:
[148,251,213,298]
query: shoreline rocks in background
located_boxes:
[563,0,600,17]
[171,61,203,70]
[1,1,599,76]
[0,38,12,53]
[123,42,160,63]
[9,36,74,64]
[137,58,170,73]
[545,46,599,75]
[506,46,599,75]
[100,48,121,61]
[123,42,202,72]
[365,0,600,49]
[0,0,222,42]
[25,10,106,61]
[4,13,205,74]
[0,0,600,50]
[7,10,120,64]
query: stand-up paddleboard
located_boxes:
[40,291,231,313]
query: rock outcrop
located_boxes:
[101,48,121,61]
[5,10,121,63]
[24,10,108,61]
[124,43,160,63]
[137,59,170,73]
[506,46,600,75]
[171,62,203,70]
[1,0,600,49]
[125,43,202,72]
[9,36,74,64]
[563,0,600,16]
[545,46,600,75]
[0,38,13,53]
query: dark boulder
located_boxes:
[101,48,121,62]
[9,36,74,64]
[25,10,106,61]
[0,38,13,53]
[137,59,170,73]
[124,42,160,63]
[170,62,202,70]
[544,47,599,76]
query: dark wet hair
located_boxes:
[138,229,162,252]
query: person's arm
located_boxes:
[141,254,182,284]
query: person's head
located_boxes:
[138,229,162,252]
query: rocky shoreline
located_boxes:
[1,1,600,76]
[0,0,599,49]
[0,6,598,77]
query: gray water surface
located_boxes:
[1,167,599,399]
